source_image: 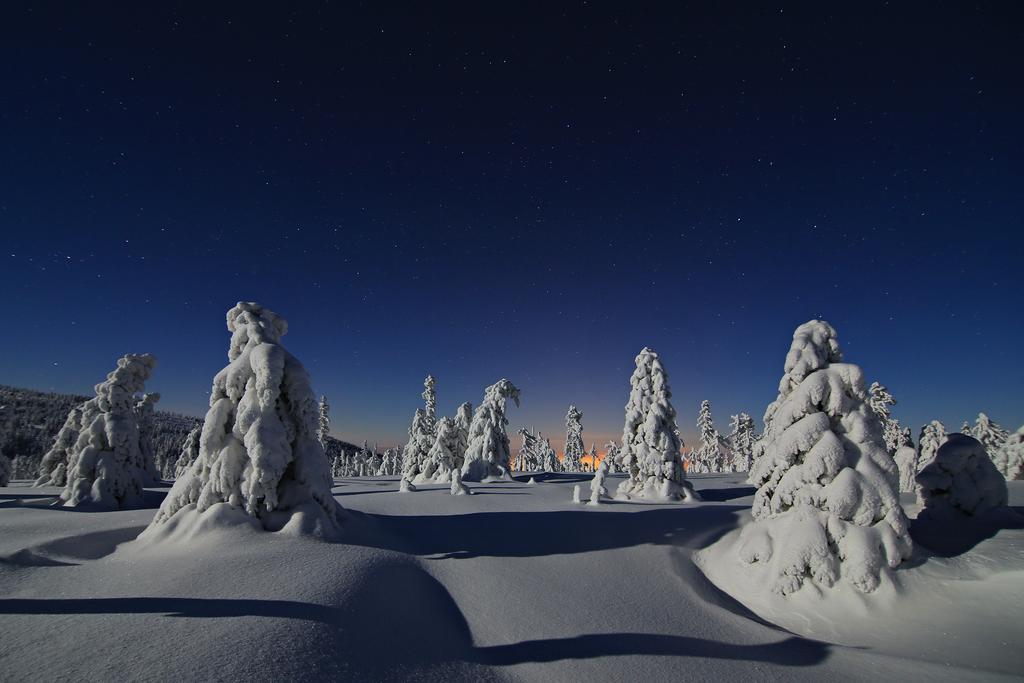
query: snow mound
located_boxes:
[916,433,1008,518]
[145,302,341,537]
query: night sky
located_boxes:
[1,2,1021,450]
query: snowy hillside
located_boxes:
[1,472,1021,681]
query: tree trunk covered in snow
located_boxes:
[147,302,341,536]
[737,320,911,595]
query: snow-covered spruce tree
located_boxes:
[516,427,541,472]
[540,437,561,472]
[422,374,437,426]
[134,392,162,484]
[694,400,730,474]
[867,382,902,455]
[993,425,1024,481]
[916,434,1008,518]
[589,460,609,505]
[174,425,202,479]
[960,420,973,437]
[450,468,470,495]
[728,412,757,473]
[367,445,383,476]
[61,353,158,509]
[0,455,11,486]
[147,302,341,535]
[461,379,520,482]
[587,443,599,472]
[316,395,330,448]
[376,447,401,476]
[453,401,472,469]
[401,408,433,480]
[737,320,911,595]
[616,347,696,502]
[917,420,948,471]
[603,441,621,473]
[563,406,585,472]
[971,413,1009,457]
[417,416,461,483]
[34,403,86,486]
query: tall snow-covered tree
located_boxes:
[993,425,1024,481]
[917,420,948,471]
[34,403,86,487]
[587,443,599,472]
[727,413,756,473]
[603,441,621,473]
[516,427,541,472]
[540,437,561,472]
[693,400,727,473]
[147,302,341,535]
[971,413,1009,456]
[917,434,1008,518]
[616,347,696,501]
[401,408,433,480]
[174,425,202,479]
[418,416,461,483]
[453,401,472,468]
[867,382,903,455]
[422,375,437,427]
[737,320,911,595]
[61,353,159,509]
[562,406,585,472]
[461,379,520,481]
[134,392,162,484]
[316,395,330,448]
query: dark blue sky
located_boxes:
[1,2,1021,450]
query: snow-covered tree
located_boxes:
[917,434,1007,518]
[516,427,542,472]
[562,406,585,472]
[971,413,1009,456]
[34,403,86,486]
[450,468,470,495]
[917,420,948,471]
[12,456,33,480]
[453,401,472,469]
[587,443,598,472]
[603,441,621,473]
[173,425,202,479]
[461,379,520,482]
[867,382,903,455]
[316,395,330,448]
[134,392,162,484]
[992,425,1024,481]
[727,412,757,472]
[960,420,973,437]
[691,400,724,474]
[417,416,461,483]
[589,460,609,505]
[616,347,696,502]
[376,447,401,476]
[62,353,159,509]
[737,320,911,595]
[147,302,341,535]
[0,455,11,486]
[540,437,561,472]
[401,408,433,480]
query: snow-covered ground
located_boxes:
[1,473,1022,681]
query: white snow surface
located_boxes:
[2,473,1023,681]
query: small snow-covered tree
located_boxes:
[960,420,973,437]
[992,425,1024,481]
[516,427,542,472]
[450,468,470,495]
[692,400,724,474]
[461,379,520,482]
[418,416,461,483]
[174,425,201,479]
[727,412,756,472]
[376,447,401,476]
[736,320,911,595]
[587,443,598,472]
[62,353,159,509]
[134,392,162,484]
[603,441,621,473]
[562,406,585,472]
[540,437,561,472]
[917,420,948,471]
[401,408,433,480]
[971,413,1009,456]
[316,395,330,448]
[147,302,341,535]
[917,434,1007,518]
[34,403,86,486]
[867,382,903,455]
[589,460,609,505]
[616,347,696,502]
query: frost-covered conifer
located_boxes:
[587,443,599,472]
[34,403,86,487]
[692,400,724,474]
[616,347,696,501]
[376,447,400,476]
[737,320,911,595]
[727,413,756,472]
[516,427,541,472]
[867,382,903,455]
[917,420,948,471]
[917,434,1007,518]
[960,421,973,437]
[992,425,1024,481]
[461,379,520,482]
[401,408,433,480]
[603,441,621,473]
[417,416,461,483]
[0,456,11,486]
[971,413,1009,456]
[589,461,609,505]
[62,353,159,509]
[563,406,585,472]
[147,303,340,535]
[450,468,470,495]
[174,425,202,479]
[317,395,330,448]
[453,401,472,467]
[540,437,561,472]
[134,392,162,484]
